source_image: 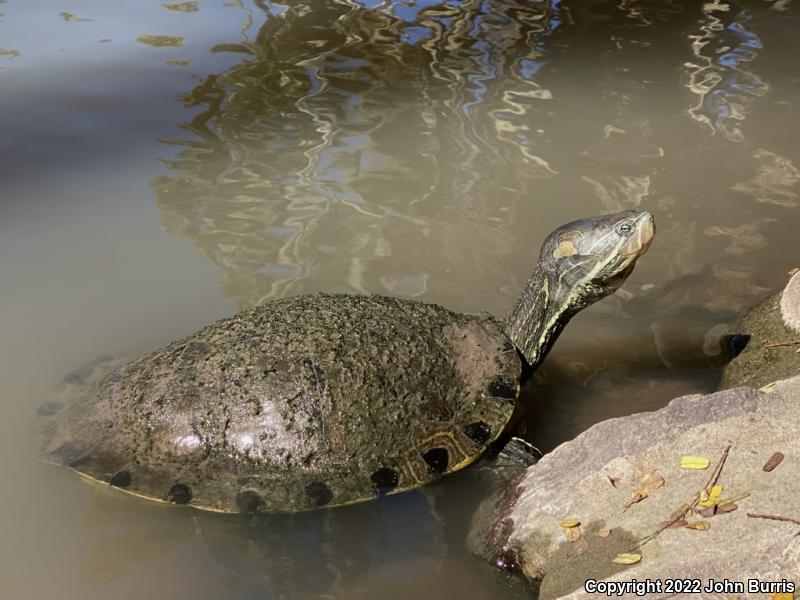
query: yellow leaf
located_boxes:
[770,593,793,600]
[762,381,777,389]
[559,519,580,528]
[612,553,642,565]
[685,520,711,530]
[680,456,710,470]
[698,485,724,508]
[559,519,582,542]
[597,527,612,538]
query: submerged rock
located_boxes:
[470,377,800,599]
[721,271,800,389]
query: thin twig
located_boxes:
[632,445,731,550]
[694,444,731,508]
[631,504,692,550]
[747,513,800,527]
[719,492,750,507]
[763,339,800,349]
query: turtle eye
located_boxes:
[616,221,634,236]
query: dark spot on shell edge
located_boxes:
[464,421,492,445]
[486,378,516,399]
[235,490,264,514]
[370,467,399,496]
[305,481,334,507]
[167,483,192,505]
[109,470,132,488]
[66,455,91,468]
[422,447,449,475]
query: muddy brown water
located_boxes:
[1,0,798,598]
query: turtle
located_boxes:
[37,209,655,513]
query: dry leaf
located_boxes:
[597,527,612,538]
[763,452,785,472]
[641,470,665,492]
[685,520,711,530]
[624,470,665,508]
[718,502,738,513]
[624,490,648,508]
[612,552,642,565]
[698,484,724,508]
[607,475,620,488]
[698,506,717,518]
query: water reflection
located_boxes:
[3,0,799,599]
[152,0,565,308]
[732,148,799,208]
[685,1,768,142]
[80,480,458,598]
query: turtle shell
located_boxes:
[38,293,521,513]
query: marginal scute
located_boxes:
[370,467,399,495]
[464,421,492,445]
[305,481,334,507]
[235,490,264,514]
[486,378,516,399]
[167,483,192,504]
[422,447,449,475]
[109,470,132,488]
[67,455,91,468]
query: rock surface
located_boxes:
[472,377,800,599]
[781,271,800,333]
[722,274,800,389]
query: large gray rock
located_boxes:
[472,377,800,599]
[722,272,800,389]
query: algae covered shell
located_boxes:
[38,293,521,513]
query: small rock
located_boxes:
[781,271,800,333]
[721,275,800,389]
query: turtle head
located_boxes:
[539,209,655,312]
[505,210,654,369]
